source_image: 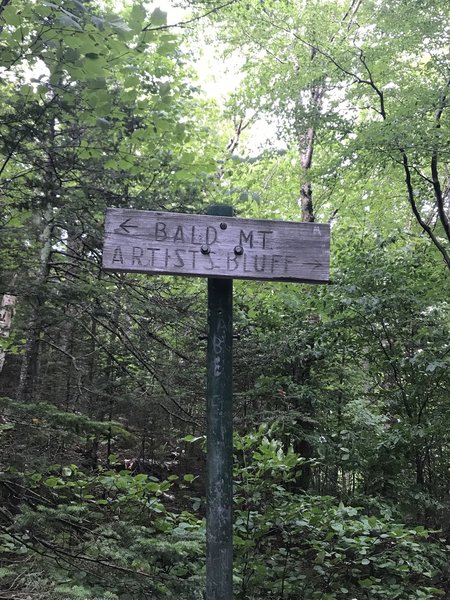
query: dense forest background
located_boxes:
[0,0,449,598]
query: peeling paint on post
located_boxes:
[206,205,233,600]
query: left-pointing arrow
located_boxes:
[119,218,138,233]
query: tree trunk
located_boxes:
[0,290,17,373]
[17,105,59,403]
[16,203,54,403]
[298,86,324,223]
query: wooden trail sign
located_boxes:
[102,205,330,600]
[103,208,330,283]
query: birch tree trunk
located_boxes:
[0,291,17,374]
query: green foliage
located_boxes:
[233,425,449,599]
[1,0,450,598]
[0,397,133,441]
[1,431,448,599]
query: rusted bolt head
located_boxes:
[220,222,227,230]
[234,245,244,255]
[200,245,210,255]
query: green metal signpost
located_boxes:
[103,204,330,599]
[206,205,234,600]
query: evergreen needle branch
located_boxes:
[158,402,200,426]
[40,338,81,371]
[49,263,84,282]
[346,305,414,419]
[126,311,190,362]
[30,532,166,581]
[0,528,152,589]
[78,318,199,426]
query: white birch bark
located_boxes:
[0,292,17,373]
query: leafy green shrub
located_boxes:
[233,425,449,599]
[1,426,448,599]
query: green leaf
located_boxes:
[130,3,147,29]
[150,8,167,27]
[358,578,375,588]
[96,117,111,128]
[108,17,132,34]
[45,476,60,488]
[1,6,22,26]
[91,15,104,29]
[146,481,162,492]
[182,435,205,443]
[59,14,83,31]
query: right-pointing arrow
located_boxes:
[304,260,323,270]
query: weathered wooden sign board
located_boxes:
[103,208,330,283]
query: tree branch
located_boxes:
[430,76,450,244]
[142,0,239,32]
[401,151,450,267]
